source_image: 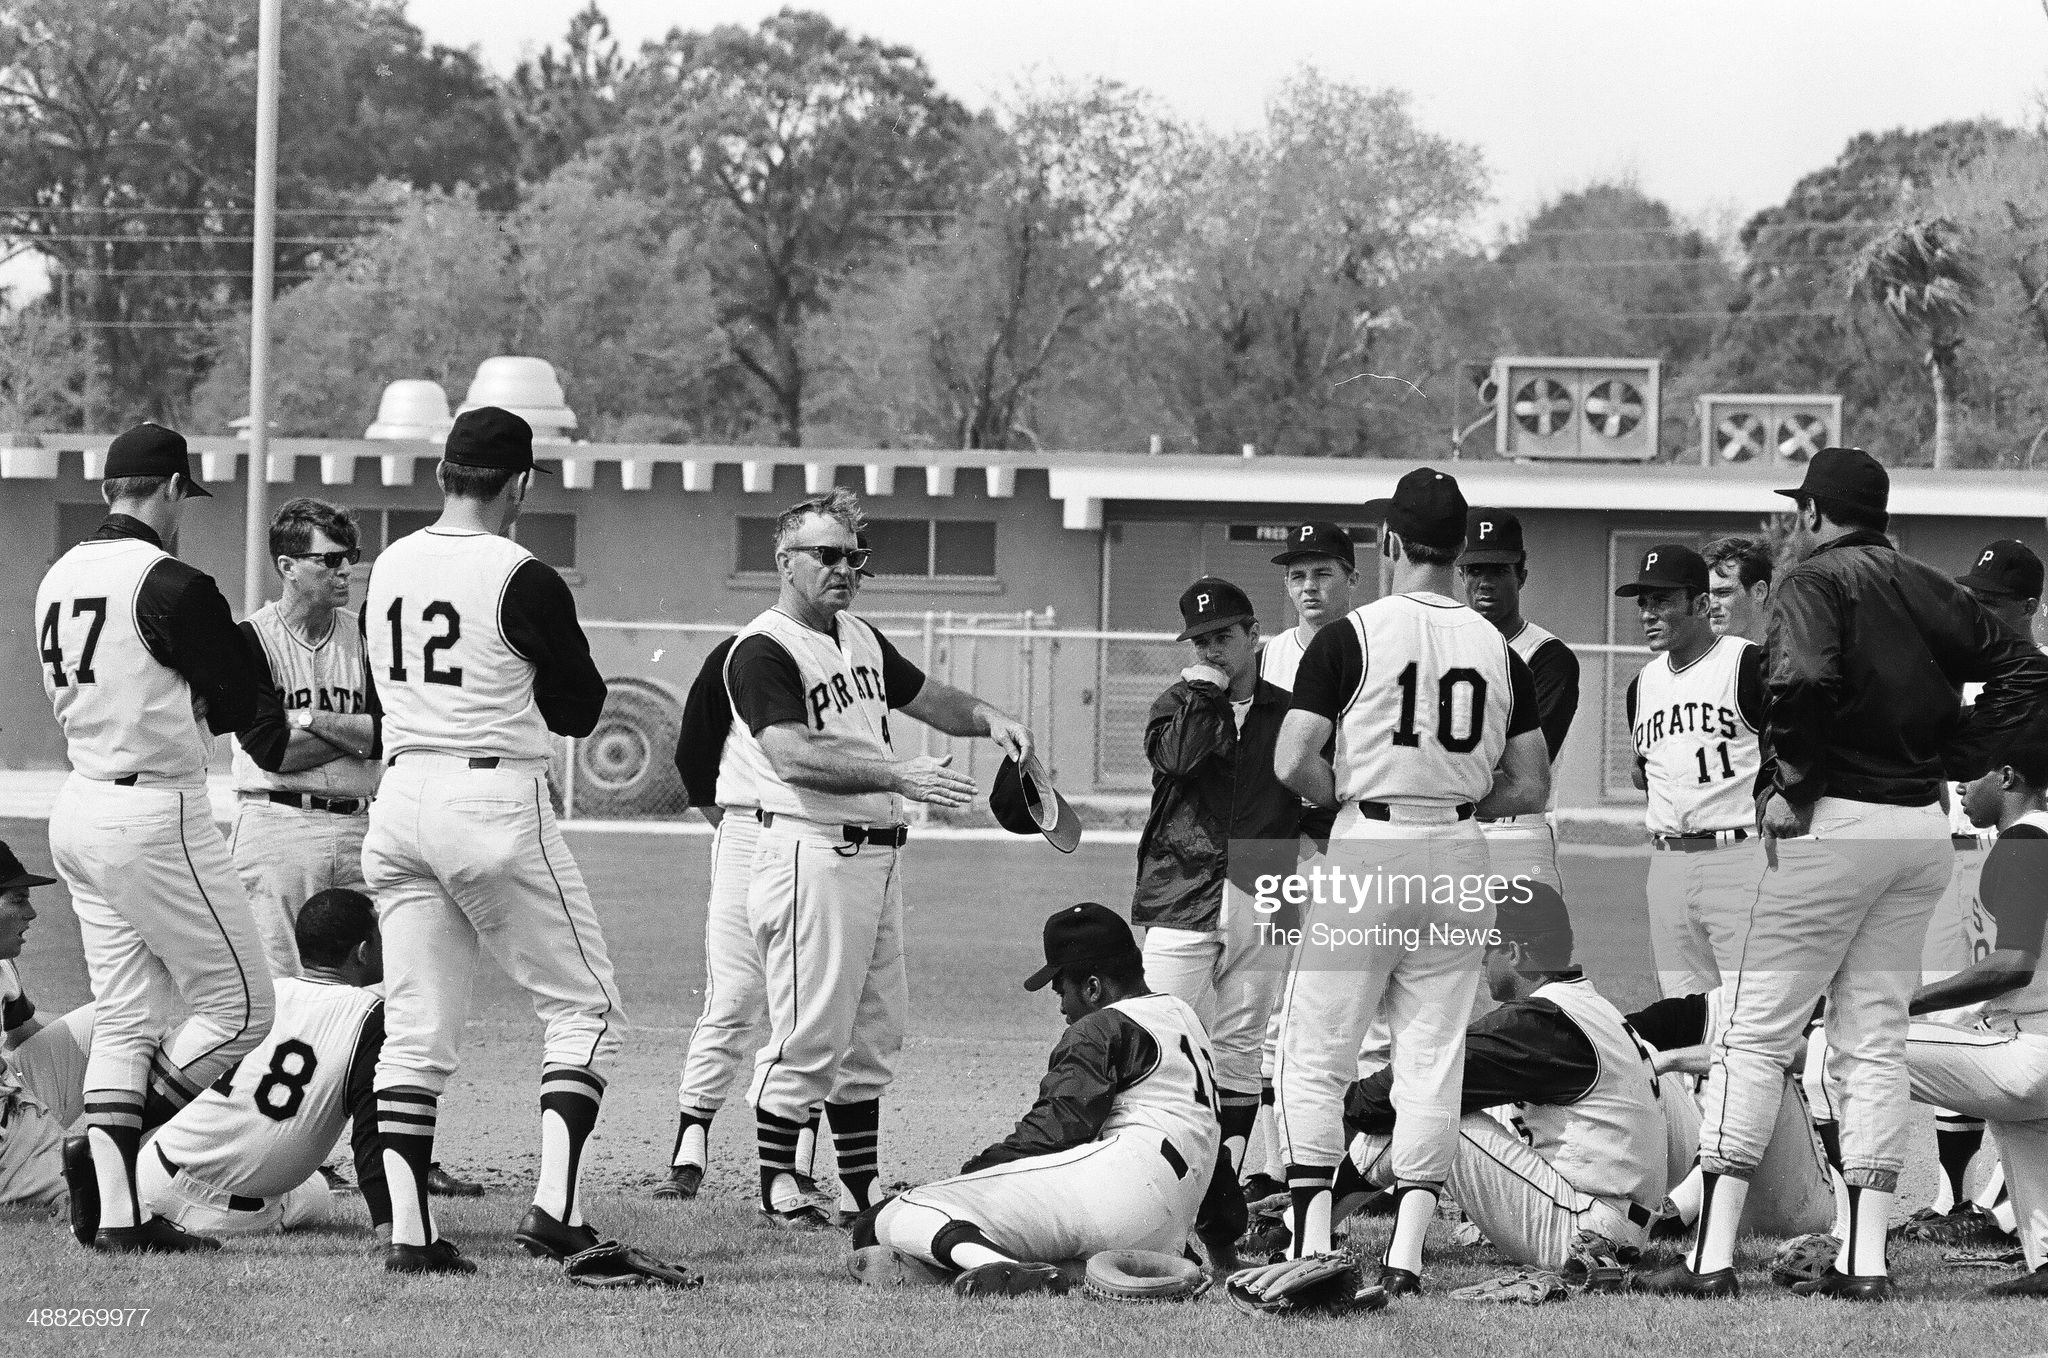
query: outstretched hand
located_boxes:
[894,754,977,807]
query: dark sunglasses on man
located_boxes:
[288,548,362,570]
[784,544,872,571]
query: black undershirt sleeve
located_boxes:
[1344,999,1598,1135]
[962,1008,1157,1172]
[235,620,290,773]
[727,636,808,733]
[499,558,607,737]
[1624,993,1710,1052]
[1735,643,1766,732]
[1527,639,1581,760]
[344,1003,393,1229]
[358,613,383,760]
[135,559,262,735]
[1626,673,1646,773]
[873,627,927,709]
[1504,648,1541,739]
[675,637,737,807]
[1981,823,2048,959]
[1289,621,1363,721]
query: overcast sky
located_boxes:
[408,0,2048,236]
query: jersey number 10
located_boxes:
[1391,663,1488,753]
[385,599,465,687]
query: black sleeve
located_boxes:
[727,635,808,734]
[1624,993,1710,1052]
[1625,673,1645,771]
[1981,824,2048,960]
[872,627,927,709]
[233,620,290,772]
[1528,639,1581,760]
[961,1008,1158,1172]
[1289,620,1363,721]
[1945,616,2048,782]
[1343,999,1598,1135]
[674,637,736,807]
[500,558,608,738]
[1145,680,1234,777]
[344,1002,392,1229]
[1735,643,1766,732]
[1763,570,1842,805]
[135,559,262,734]
[359,612,384,761]
[1505,648,1541,738]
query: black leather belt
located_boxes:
[1357,800,1474,821]
[156,1146,264,1212]
[1653,829,1749,853]
[1627,1201,1653,1229]
[265,791,366,815]
[1158,1138,1189,1180]
[113,775,139,787]
[390,755,500,768]
[754,809,908,847]
[1953,834,1984,851]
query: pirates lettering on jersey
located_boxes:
[808,663,890,730]
[1628,636,1762,836]
[234,602,382,798]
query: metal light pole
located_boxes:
[242,0,281,616]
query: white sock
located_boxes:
[1293,1189,1333,1257]
[1843,1186,1892,1276]
[87,1127,138,1231]
[1690,1172,1749,1274]
[1384,1186,1436,1275]
[383,1148,431,1248]
[767,1171,807,1214]
[1829,1168,1852,1241]
[1667,1164,1704,1224]
[676,1121,708,1170]
[795,1118,819,1180]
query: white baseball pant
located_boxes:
[137,1146,332,1237]
[49,775,274,1099]
[1645,839,1765,998]
[675,811,766,1113]
[1698,798,1948,1188]
[363,756,625,1094]
[876,1130,1206,1264]
[1277,809,1493,1180]
[1904,1018,2048,1271]
[1479,817,1563,899]
[1661,1067,1834,1236]
[1142,898,1283,1095]
[745,817,907,1122]
[0,1004,94,1211]
[229,797,371,979]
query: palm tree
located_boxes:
[1847,217,1984,469]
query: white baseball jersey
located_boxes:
[149,976,381,1198]
[1260,627,1311,692]
[724,607,902,825]
[1514,979,1667,1212]
[232,603,381,798]
[365,529,550,760]
[714,725,759,810]
[1505,620,1567,814]
[1332,593,1517,808]
[36,537,209,782]
[1629,637,1762,835]
[1096,993,1223,1169]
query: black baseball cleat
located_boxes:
[1983,1264,2048,1298]
[319,1164,358,1195]
[1790,1270,1893,1301]
[652,1165,703,1201]
[1195,1225,1243,1278]
[514,1205,601,1260]
[61,1135,98,1248]
[1241,1173,1288,1205]
[386,1238,478,1275]
[760,1202,838,1232]
[1378,1266,1422,1296]
[1349,1282,1392,1313]
[952,1260,1070,1299]
[1630,1263,1740,1299]
[426,1162,485,1197]
[95,1216,222,1254]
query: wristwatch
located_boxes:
[292,710,313,731]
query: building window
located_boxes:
[382,509,438,550]
[734,517,998,579]
[513,512,577,569]
[56,502,105,557]
[737,517,778,573]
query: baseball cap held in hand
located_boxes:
[1024,902,1143,991]
[991,754,1082,854]
[443,406,552,475]
[1364,467,1467,550]
[1176,577,1255,642]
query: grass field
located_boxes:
[2,821,2041,1357]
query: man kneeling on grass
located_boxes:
[847,903,1237,1298]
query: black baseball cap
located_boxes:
[1958,540,2045,601]
[1177,577,1256,641]
[1023,902,1143,992]
[1457,508,1526,566]
[1615,544,1710,597]
[1271,521,1355,569]
[0,841,56,891]
[990,755,1082,854]
[1364,467,1467,550]
[1493,882,1574,972]
[443,406,552,475]
[105,422,211,498]
[1775,447,1887,518]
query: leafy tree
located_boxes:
[598,8,974,446]
[0,303,96,435]
[507,4,633,186]
[1848,218,1983,469]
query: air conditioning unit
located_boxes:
[1696,394,1842,466]
[1493,358,1659,462]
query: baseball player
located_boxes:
[133,889,389,1239]
[724,488,1037,1228]
[36,423,273,1253]
[1620,545,1765,996]
[1638,448,2048,1300]
[362,407,620,1276]
[0,841,93,1216]
[1458,508,1580,900]
[1701,536,1773,642]
[229,497,380,980]
[1272,467,1550,1294]
[1134,578,1301,1192]
[853,903,1224,1298]
[657,533,879,1203]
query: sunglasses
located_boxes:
[784,544,872,571]
[288,548,361,570]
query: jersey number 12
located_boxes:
[385,599,465,687]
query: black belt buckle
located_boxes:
[1158,1137,1189,1180]
[1627,1201,1652,1229]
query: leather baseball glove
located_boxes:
[1768,1232,1839,1288]
[1083,1249,1211,1302]
[564,1240,704,1290]
[1226,1252,1382,1316]
[1451,1268,1570,1305]
[1560,1230,1631,1293]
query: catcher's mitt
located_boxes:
[1890,1204,2007,1247]
[1450,1268,1569,1306]
[1560,1230,1630,1293]
[1768,1232,1839,1288]
[564,1240,704,1290]
[1226,1253,1380,1317]
[1082,1250,1210,1302]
